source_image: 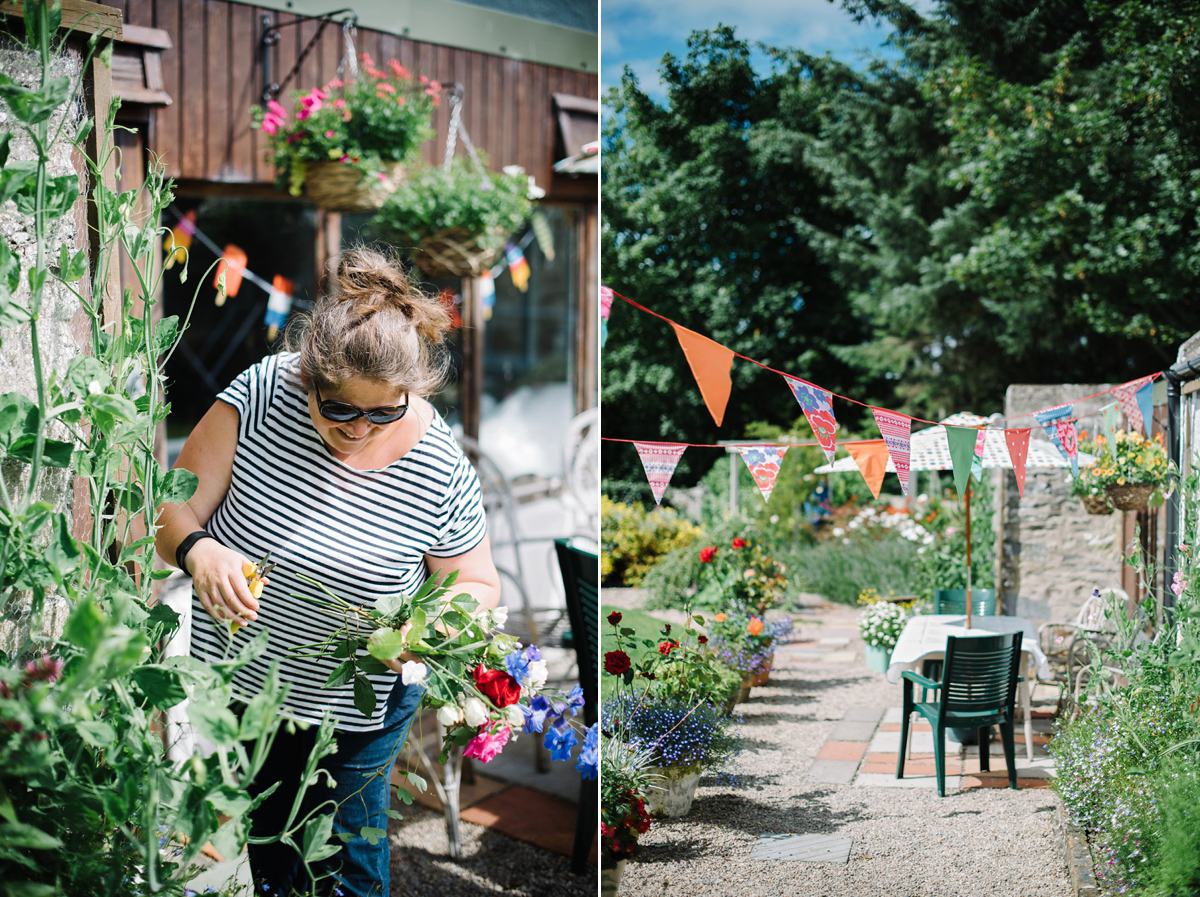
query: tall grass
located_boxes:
[783,539,919,606]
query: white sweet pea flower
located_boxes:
[502,704,524,728]
[400,660,428,686]
[437,704,464,727]
[490,605,509,630]
[463,697,490,728]
[526,659,548,690]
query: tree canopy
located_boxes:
[602,1,1200,503]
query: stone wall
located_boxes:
[0,39,88,654]
[1001,384,1126,625]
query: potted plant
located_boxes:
[706,611,793,690]
[369,156,535,279]
[599,736,653,893]
[1070,463,1113,515]
[252,54,440,210]
[1083,429,1173,511]
[692,535,791,616]
[857,595,909,673]
[602,611,741,818]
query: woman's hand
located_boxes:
[186,537,262,629]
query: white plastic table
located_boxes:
[887,614,1050,761]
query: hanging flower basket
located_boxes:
[411,226,504,279]
[1079,492,1114,515]
[304,160,407,213]
[1105,482,1155,512]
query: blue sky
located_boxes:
[601,0,913,100]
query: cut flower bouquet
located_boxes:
[252,54,439,198]
[292,570,594,773]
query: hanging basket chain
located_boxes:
[338,19,359,84]
[262,8,358,104]
[442,84,488,181]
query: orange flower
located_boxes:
[747,617,764,636]
[714,613,727,623]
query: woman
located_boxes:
[156,248,500,896]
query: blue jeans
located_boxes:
[246,680,424,897]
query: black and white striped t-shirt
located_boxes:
[189,353,487,731]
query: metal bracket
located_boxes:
[259,7,358,105]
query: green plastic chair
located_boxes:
[897,631,1022,797]
[933,588,997,616]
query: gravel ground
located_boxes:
[603,590,1074,897]
[387,805,595,897]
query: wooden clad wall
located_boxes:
[109,0,597,198]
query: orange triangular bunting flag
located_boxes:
[1004,428,1032,497]
[845,440,890,499]
[671,323,734,427]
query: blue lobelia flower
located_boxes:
[544,724,580,762]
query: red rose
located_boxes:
[657,639,678,655]
[732,538,747,549]
[473,665,522,707]
[662,623,671,635]
[604,650,632,675]
[699,546,718,563]
[698,634,709,644]
[608,611,623,626]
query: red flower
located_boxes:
[604,650,632,675]
[657,639,678,655]
[698,634,709,644]
[662,623,672,635]
[472,665,522,707]
[608,611,623,626]
[732,538,747,549]
[699,546,718,563]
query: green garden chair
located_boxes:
[897,631,1022,797]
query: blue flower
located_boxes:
[524,644,543,663]
[504,649,531,683]
[564,683,585,715]
[522,695,551,734]
[576,722,599,779]
[544,724,579,762]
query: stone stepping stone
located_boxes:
[750,833,853,863]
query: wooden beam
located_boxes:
[0,0,123,39]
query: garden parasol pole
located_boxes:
[964,479,972,629]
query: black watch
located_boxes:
[176,530,216,575]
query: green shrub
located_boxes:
[600,496,704,586]
[785,538,919,606]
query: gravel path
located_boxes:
[603,590,1074,897]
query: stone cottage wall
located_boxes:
[1001,384,1125,625]
[0,40,88,654]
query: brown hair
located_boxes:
[288,247,453,397]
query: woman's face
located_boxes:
[307,375,409,460]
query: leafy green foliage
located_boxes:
[370,157,532,256]
[600,495,704,586]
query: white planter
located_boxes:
[645,765,703,818]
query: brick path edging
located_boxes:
[1059,803,1100,897]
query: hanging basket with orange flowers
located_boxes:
[1079,429,1174,513]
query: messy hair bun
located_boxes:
[289,247,453,396]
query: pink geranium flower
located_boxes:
[296,88,327,121]
[463,723,511,763]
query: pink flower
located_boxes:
[376,82,395,93]
[359,52,375,67]
[1171,571,1187,597]
[296,88,327,121]
[324,78,344,90]
[463,723,511,763]
[324,130,335,138]
[261,113,284,136]
[333,98,346,109]
[388,59,410,79]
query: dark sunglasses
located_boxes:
[314,384,409,425]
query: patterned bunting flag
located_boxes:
[1004,428,1031,497]
[845,440,890,499]
[1101,403,1120,459]
[1033,403,1078,475]
[600,285,614,349]
[671,323,735,427]
[212,244,247,306]
[163,209,196,269]
[944,426,978,499]
[971,427,987,483]
[505,242,530,292]
[785,377,838,461]
[737,445,789,503]
[1136,379,1155,436]
[1111,375,1155,435]
[263,275,293,342]
[872,408,912,496]
[634,442,687,505]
